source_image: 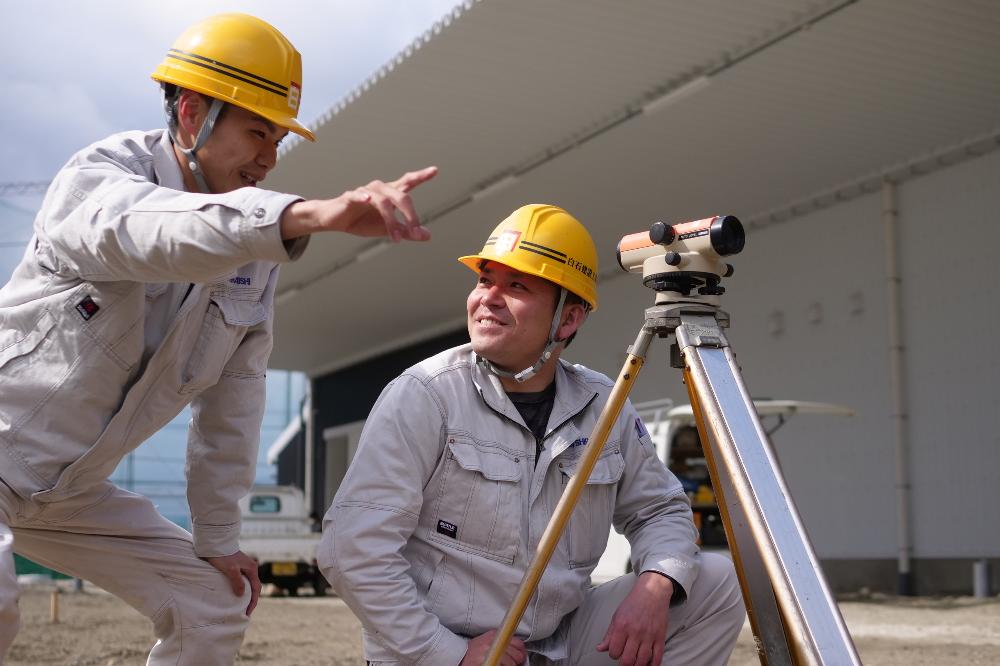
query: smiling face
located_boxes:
[196,105,288,193]
[173,91,289,193]
[467,262,587,384]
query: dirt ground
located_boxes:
[7,582,1000,665]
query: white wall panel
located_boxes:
[573,152,1000,560]
[898,150,1000,557]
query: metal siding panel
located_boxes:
[724,195,898,559]
[898,150,1000,558]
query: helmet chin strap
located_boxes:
[478,288,568,384]
[167,97,225,194]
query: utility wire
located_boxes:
[0,181,50,196]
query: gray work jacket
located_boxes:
[320,344,699,664]
[0,129,304,557]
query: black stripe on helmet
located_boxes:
[520,240,567,258]
[519,245,567,263]
[167,50,288,97]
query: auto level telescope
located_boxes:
[616,215,745,301]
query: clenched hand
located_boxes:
[596,571,674,665]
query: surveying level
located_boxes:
[486,216,861,665]
[617,215,744,298]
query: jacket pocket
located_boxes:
[179,295,255,395]
[428,436,523,564]
[72,282,144,373]
[559,443,624,569]
[0,310,55,375]
[405,541,445,601]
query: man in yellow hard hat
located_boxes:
[0,13,436,664]
[320,205,744,665]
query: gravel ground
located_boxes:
[7,583,1000,664]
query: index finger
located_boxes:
[225,566,245,597]
[391,166,438,193]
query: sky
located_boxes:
[0,0,464,184]
[0,0,464,524]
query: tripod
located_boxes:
[486,217,861,665]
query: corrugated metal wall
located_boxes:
[899,150,1000,558]
[569,149,1000,563]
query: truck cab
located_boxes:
[239,484,329,596]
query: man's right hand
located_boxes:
[460,630,526,666]
[279,166,438,242]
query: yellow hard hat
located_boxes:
[459,204,599,311]
[151,13,315,141]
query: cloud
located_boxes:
[0,0,464,183]
[0,80,120,181]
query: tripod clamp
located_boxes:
[637,302,731,370]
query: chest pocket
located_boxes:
[179,294,266,395]
[559,444,625,569]
[429,436,523,564]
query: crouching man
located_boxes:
[320,205,745,665]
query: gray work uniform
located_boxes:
[0,129,305,664]
[320,344,745,665]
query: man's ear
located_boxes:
[556,302,588,341]
[174,90,206,137]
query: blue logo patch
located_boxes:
[569,437,588,448]
[635,417,650,439]
[229,276,252,286]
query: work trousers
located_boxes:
[542,551,745,665]
[0,480,250,665]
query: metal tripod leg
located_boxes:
[676,312,861,665]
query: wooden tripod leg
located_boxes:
[484,327,654,666]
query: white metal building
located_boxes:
[264,0,1000,594]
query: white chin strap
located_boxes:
[478,288,568,383]
[166,97,225,194]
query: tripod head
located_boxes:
[617,215,745,305]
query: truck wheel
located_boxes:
[312,572,329,597]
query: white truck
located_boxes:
[238,484,329,596]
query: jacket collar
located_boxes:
[152,130,186,191]
[469,349,599,440]
[548,360,599,439]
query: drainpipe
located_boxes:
[303,384,315,517]
[883,179,914,595]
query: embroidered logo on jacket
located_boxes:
[569,437,588,448]
[437,519,458,539]
[229,276,252,286]
[75,296,100,320]
[635,417,650,439]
